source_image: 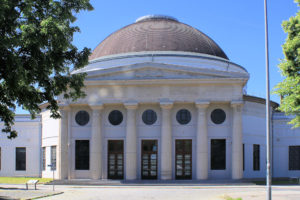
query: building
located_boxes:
[0,15,300,180]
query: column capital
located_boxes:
[160,100,173,110]
[89,103,104,111]
[231,100,244,111]
[59,105,71,111]
[124,102,138,110]
[195,101,210,109]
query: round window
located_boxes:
[176,109,191,125]
[211,109,226,124]
[142,109,157,125]
[108,110,123,126]
[75,110,90,126]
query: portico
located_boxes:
[53,15,248,181]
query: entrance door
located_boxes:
[141,140,158,179]
[108,140,124,179]
[175,139,192,179]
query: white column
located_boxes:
[160,102,173,180]
[195,101,209,180]
[231,101,244,179]
[67,109,72,179]
[58,106,69,180]
[125,102,138,180]
[90,105,103,180]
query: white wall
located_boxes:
[41,110,60,179]
[273,112,300,178]
[0,115,41,177]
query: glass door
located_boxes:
[108,140,124,179]
[141,140,158,179]
[175,139,192,179]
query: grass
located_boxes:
[0,177,52,184]
[221,195,242,200]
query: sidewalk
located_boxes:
[0,184,62,200]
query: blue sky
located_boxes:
[16,0,299,113]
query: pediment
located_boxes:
[84,62,248,81]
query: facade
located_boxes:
[1,15,300,180]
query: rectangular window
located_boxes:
[51,146,56,170]
[16,147,26,171]
[211,139,226,170]
[0,147,1,170]
[75,140,90,170]
[243,144,245,171]
[289,146,300,170]
[253,144,260,171]
[42,147,46,171]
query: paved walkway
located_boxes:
[0,184,62,200]
[1,184,300,200]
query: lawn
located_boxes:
[0,177,52,184]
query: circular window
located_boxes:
[142,109,157,125]
[211,109,226,124]
[75,110,90,126]
[176,109,191,125]
[108,110,123,126]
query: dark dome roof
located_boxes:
[89,15,228,60]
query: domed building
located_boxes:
[0,15,299,181]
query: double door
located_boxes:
[108,140,124,179]
[141,140,158,179]
[175,139,192,179]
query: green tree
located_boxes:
[274,0,300,128]
[0,0,93,138]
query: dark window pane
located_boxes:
[76,140,90,170]
[75,110,90,126]
[16,147,26,171]
[289,146,300,170]
[176,109,191,125]
[108,110,123,126]
[51,146,56,170]
[211,109,226,124]
[253,144,260,171]
[42,147,46,171]
[142,109,157,125]
[108,140,124,179]
[211,139,226,170]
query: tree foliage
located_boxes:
[274,0,300,128]
[0,0,93,138]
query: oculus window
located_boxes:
[253,144,260,171]
[16,147,26,171]
[142,109,157,125]
[75,110,90,126]
[211,109,226,124]
[289,146,300,170]
[211,139,226,170]
[75,140,90,170]
[176,109,191,125]
[108,110,123,126]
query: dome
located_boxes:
[89,15,228,60]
